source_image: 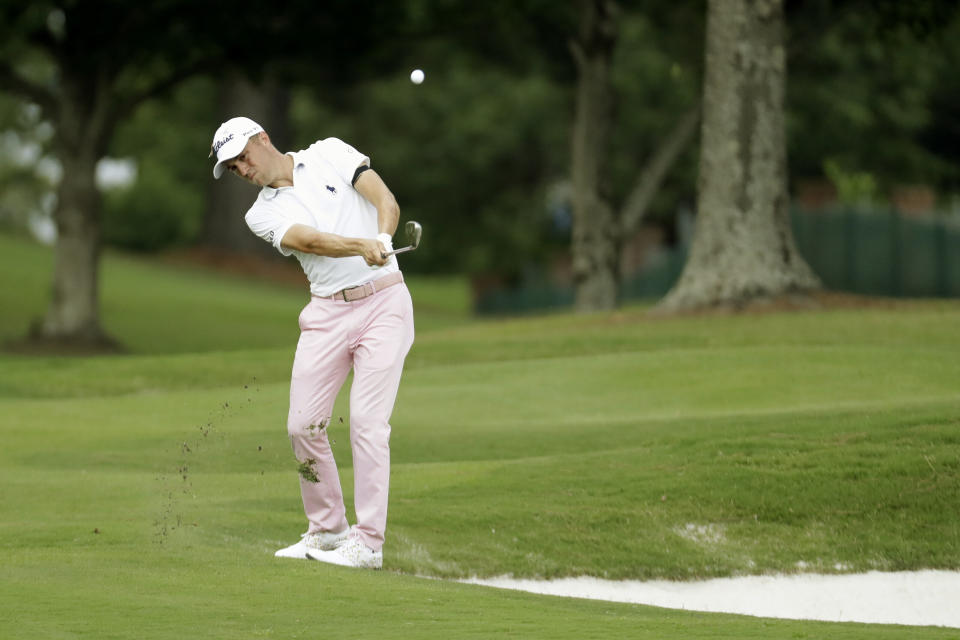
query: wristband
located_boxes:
[377,232,393,252]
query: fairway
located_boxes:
[1,238,959,638]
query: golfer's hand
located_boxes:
[377,232,394,260]
[359,238,388,267]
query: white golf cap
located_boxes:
[209,116,264,179]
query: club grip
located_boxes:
[381,246,413,258]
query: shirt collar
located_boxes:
[260,152,303,200]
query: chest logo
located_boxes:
[326,185,337,195]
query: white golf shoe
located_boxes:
[274,528,350,559]
[306,536,383,569]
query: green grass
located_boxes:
[2,233,959,638]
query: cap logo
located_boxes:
[212,133,234,156]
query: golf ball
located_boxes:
[410,69,425,85]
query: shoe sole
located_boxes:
[305,550,382,570]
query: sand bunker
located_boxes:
[462,570,960,628]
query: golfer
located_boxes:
[209,116,415,569]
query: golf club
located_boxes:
[382,220,422,257]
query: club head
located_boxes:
[404,221,422,250]
[381,221,423,257]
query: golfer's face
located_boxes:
[226,137,265,185]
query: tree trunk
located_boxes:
[36,76,118,350]
[659,0,819,311]
[41,150,104,341]
[570,0,620,312]
[203,71,290,256]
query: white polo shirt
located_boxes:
[245,137,398,297]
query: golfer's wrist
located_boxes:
[377,232,393,252]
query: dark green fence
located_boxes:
[475,208,960,314]
[793,209,960,298]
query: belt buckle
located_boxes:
[338,278,385,302]
[340,282,368,302]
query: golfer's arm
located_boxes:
[281,224,367,257]
[353,168,399,237]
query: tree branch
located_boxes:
[619,102,701,235]
[0,61,57,114]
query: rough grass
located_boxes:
[1,233,959,638]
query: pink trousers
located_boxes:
[287,279,414,552]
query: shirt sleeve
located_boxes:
[245,201,296,257]
[313,137,371,186]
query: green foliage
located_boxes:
[609,11,701,222]
[7,0,960,275]
[0,94,56,236]
[101,77,217,251]
[788,3,960,194]
[280,2,705,279]
[822,158,879,207]
[290,61,569,277]
[101,160,201,251]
